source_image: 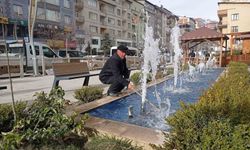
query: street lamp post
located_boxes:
[28,0,38,76]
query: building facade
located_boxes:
[178,16,196,35]
[0,0,176,54]
[0,0,28,41]
[138,0,176,52]
[35,0,75,49]
[218,0,250,53]
[75,0,146,54]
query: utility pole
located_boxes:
[28,0,38,76]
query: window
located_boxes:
[108,17,115,25]
[0,7,3,15]
[89,12,97,20]
[117,9,121,16]
[42,46,57,57]
[37,8,45,19]
[58,51,66,57]
[128,32,131,38]
[90,26,98,33]
[107,5,114,13]
[117,30,121,36]
[46,9,60,22]
[117,20,121,26]
[128,23,131,29]
[110,29,115,35]
[92,39,98,45]
[64,15,71,25]
[64,0,70,8]
[45,0,59,5]
[88,0,97,7]
[13,5,23,17]
[231,26,238,32]
[29,46,40,55]
[231,13,239,21]
[127,13,131,19]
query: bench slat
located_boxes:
[52,62,89,76]
[52,62,100,88]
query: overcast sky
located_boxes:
[147,0,219,21]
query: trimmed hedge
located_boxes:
[154,62,250,150]
[74,86,103,103]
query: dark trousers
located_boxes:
[100,71,130,94]
[103,77,126,94]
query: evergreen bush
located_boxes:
[74,86,103,103]
[84,135,143,150]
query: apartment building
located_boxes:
[0,0,176,54]
[138,0,176,51]
[218,0,250,53]
[0,0,28,41]
[75,0,143,54]
[178,16,196,35]
[155,6,175,51]
[195,18,206,29]
[130,0,144,49]
[35,0,75,49]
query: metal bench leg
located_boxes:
[83,76,90,86]
[53,78,60,88]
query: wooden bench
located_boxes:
[52,62,99,88]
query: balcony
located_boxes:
[100,9,107,17]
[75,0,84,10]
[218,22,227,28]
[218,9,227,17]
[100,21,107,26]
[100,0,116,5]
[76,16,84,23]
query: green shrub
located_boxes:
[200,120,250,150]
[0,101,27,133]
[74,86,103,103]
[166,67,174,75]
[0,87,91,149]
[232,50,242,55]
[130,72,152,86]
[130,72,141,86]
[182,63,189,71]
[84,135,143,150]
[154,62,250,150]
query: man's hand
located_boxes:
[128,82,135,90]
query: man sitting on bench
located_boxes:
[99,45,134,96]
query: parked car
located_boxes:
[56,49,87,58]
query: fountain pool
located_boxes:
[88,68,223,131]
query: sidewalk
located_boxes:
[0,70,109,104]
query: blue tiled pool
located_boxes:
[88,68,223,131]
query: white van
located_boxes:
[110,46,141,68]
[5,42,59,69]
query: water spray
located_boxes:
[133,89,160,112]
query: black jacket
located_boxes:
[99,53,130,86]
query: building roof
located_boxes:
[181,27,228,41]
[235,34,250,39]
